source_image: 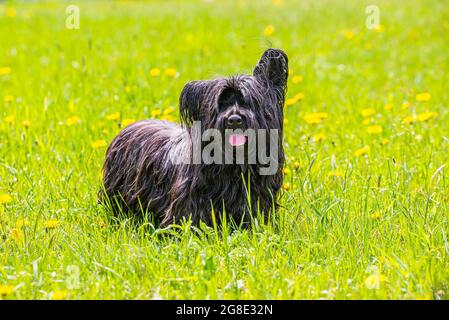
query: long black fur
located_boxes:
[101,48,288,227]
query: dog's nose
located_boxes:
[227,114,243,128]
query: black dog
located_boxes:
[101,48,288,227]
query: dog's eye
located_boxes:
[218,88,244,110]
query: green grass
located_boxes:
[1,0,449,299]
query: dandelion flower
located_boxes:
[0,67,12,76]
[6,8,16,18]
[380,138,390,145]
[292,75,303,84]
[283,167,291,175]
[44,219,60,229]
[52,290,68,300]
[16,219,28,228]
[417,111,437,122]
[365,273,386,289]
[366,125,382,134]
[0,285,14,296]
[66,116,80,126]
[9,228,23,241]
[4,95,14,103]
[371,211,382,220]
[403,115,415,124]
[293,162,301,170]
[361,108,376,117]
[151,110,162,118]
[401,101,411,110]
[303,112,327,124]
[5,115,14,125]
[149,68,161,77]
[22,120,31,128]
[354,146,370,157]
[282,182,290,190]
[272,0,284,6]
[343,30,354,39]
[415,92,431,102]
[122,118,136,127]
[163,106,175,115]
[374,24,385,32]
[125,85,132,93]
[328,170,343,178]
[313,133,326,142]
[106,112,120,121]
[91,140,107,149]
[165,68,177,77]
[384,103,393,111]
[362,118,371,125]
[263,25,275,36]
[0,194,13,204]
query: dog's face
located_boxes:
[179,49,288,168]
[180,48,288,134]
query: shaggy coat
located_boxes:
[101,48,288,227]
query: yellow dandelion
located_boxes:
[313,133,326,142]
[125,85,132,93]
[282,182,290,190]
[415,92,431,102]
[52,290,68,300]
[292,75,303,84]
[283,167,291,175]
[4,95,14,103]
[402,101,411,110]
[293,162,301,170]
[362,118,371,125]
[16,219,28,228]
[150,110,162,118]
[263,25,275,36]
[288,68,293,75]
[0,194,13,205]
[371,211,382,220]
[163,106,175,115]
[361,108,376,117]
[121,118,136,127]
[22,120,31,129]
[161,114,176,122]
[284,118,288,124]
[303,112,327,125]
[66,116,80,126]
[149,68,161,77]
[102,128,109,135]
[328,170,343,178]
[343,30,354,39]
[380,138,390,145]
[272,0,284,6]
[165,68,177,77]
[0,285,15,296]
[374,24,385,33]
[106,112,121,121]
[417,111,438,122]
[354,146,370,157]
[44,219,60,229]
[91,140,107,149]
[0,67,12,76]
[384,103,393,111]
[366,125,383,134]
[6,8,17,18]
[403,115,415,124]
[5,115,14,125]
[9,228,23,241]
[365,273,386,289]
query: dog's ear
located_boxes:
[179,80,210,126]
[253,48,288,89]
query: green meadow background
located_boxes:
[1,0,448,299]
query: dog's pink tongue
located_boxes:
[229,134,247,147]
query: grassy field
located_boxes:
[1,0,449,300]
